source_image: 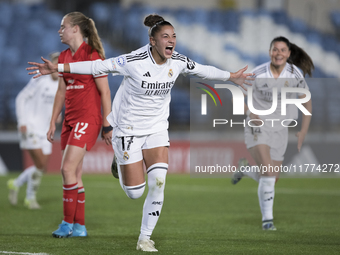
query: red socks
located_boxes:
[74,187,85,225]
[63,183,78,224]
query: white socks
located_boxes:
[258,176,276,222]
[125,182,146,199]
[26,168,43,200]
[15,165,36,187]
[14,166,43,201]
[139,163,168,239]
[117,162,168,240]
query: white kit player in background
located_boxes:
[8,52,61,209]
[231,36,313,231]
[27,14,253,251]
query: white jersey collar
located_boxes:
[267,62,288,78]
[147,44,170,67]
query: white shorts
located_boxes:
[244,126,288,161]
[112,130,170,165]
[19,132,52,155]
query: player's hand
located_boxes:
[296,131,306,152]
[102,130,112,145]
[229,66,254,91]
[27,57,58,79]
[20,125,27,134]
[47,123,56,143]
[249,113,262,126]
[20,125,27,139]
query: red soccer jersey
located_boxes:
[58,41,108,125]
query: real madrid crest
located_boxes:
[284,81,289,87]
[123,151,130,161]
[168,69,173,78]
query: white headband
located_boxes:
[148,20,165,37]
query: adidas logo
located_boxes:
[143,71,151,77]
[148,210,160,216]
[264,196,273,202]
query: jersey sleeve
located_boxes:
[15,78,40,127]
[296,78,309,95]
[90,51,109,79]
[69,55,130,77]
[179,55,230,81]
[108,55,131,76]
[293,65,309,96]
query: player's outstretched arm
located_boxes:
[229,66,254,91]
[27,57,70,79]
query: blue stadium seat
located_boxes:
[108,4,125,34]
[170,89,190,124]
[305,31,322,45]
[174,9,193,26]
[330,11,340,29]
[45,11,63,29]
[289,18,309,33]
[255,55,269,66]
[40,30,60,55]
[271,10,289,25]
[91,2,111,23]
[13,3,31,20]
[192,8,210,25]
[190,52,207,65]
[174,44,191,59]
[0,2,13,28]
[2,47,20,67]
[241,9,256,18]
[209,10,224,33]
[223,10,240,33]
[257,9,272,18]
[0,28,6,49]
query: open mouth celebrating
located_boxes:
[165,45,174,55]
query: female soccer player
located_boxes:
[7,53,60,209]
[231,36,313,231]
[43,12,112,238]
[28,14,253,251]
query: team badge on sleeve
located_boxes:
[168,69,173,78]
[116,56,127,67]
[284,81,289,87]
[186,57,196,70]
[111,59,117,70]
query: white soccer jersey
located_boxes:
[70,44,231,136]
[15,75,58,137]
[243,61,309,131]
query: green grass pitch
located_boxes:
[1,173,339,254]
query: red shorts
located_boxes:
[61,121,101,151]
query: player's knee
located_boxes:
[148,175,166,194]
[124,182,146,199]
[61,167,73,179]
[146,163,168,193]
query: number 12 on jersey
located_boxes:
[73,122,88,140]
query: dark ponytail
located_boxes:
[144,14,173,37]
[270,36,314,77]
